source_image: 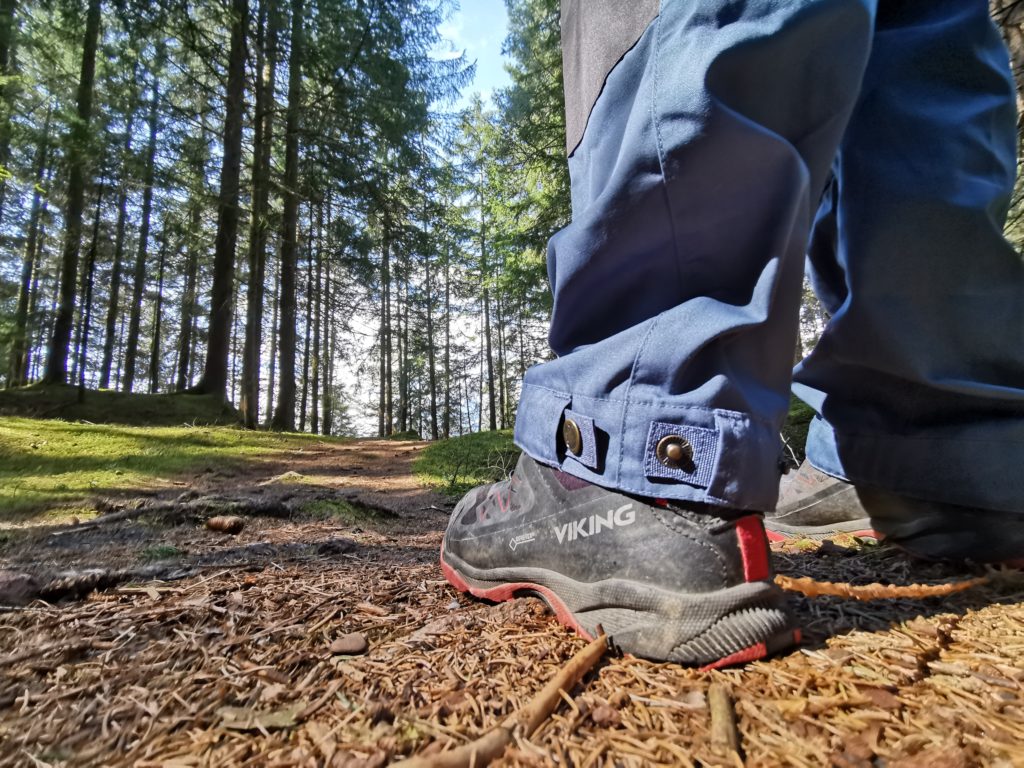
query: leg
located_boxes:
[443,0,878,665]
[773,0,1024,560]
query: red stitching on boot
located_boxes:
[735,515,771,582]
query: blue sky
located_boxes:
[437,0,512,106]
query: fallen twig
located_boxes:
[708,683,741,759]
[393,631,609,768]
[774,574,989,601]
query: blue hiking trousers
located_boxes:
[513,0,1024,513]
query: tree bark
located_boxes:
[148,233,168,393]
[310,201,323,435]
[299,206,313,432]
[196,0,248,399]
[495,292,507,429]
[271,0,304,430]
[99,96,137,391]
[76,180,107,397]
[321,245,333,436]
[176,196,202,391]
[265,253,279,423]
[0,0,18,228]
[72,182,105,386]
[443,245,451,439]
[425,248,438,440]
[43,0,101,384]
[8,109,50,387]
[122,70,160,392]
[241,0,279,427]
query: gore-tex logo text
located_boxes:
[554,504,635,544]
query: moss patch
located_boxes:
[301,498,393,524]
[0,383,238,426]
[0,417,347,523]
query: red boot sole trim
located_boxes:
[440,548,801,669]
[700,628,802,671]
[440,552,593,642]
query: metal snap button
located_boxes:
[656,435,693,469]
[563,419,583,456]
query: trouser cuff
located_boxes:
[805,416,1024,514]
[513,383,782,511]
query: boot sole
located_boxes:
[440,544,799,669]
[765,517,877,542]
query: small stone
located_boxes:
[0,571,41,606]
[329,632,368,656]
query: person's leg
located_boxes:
[771,0,1024,559]
[443,0,878,665]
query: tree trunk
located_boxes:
[425,249,438,440]
[495,292,507,429]
[271,0,304,431]
[321,248,333,436]
[99,98,136,391]
[377,237,387,437]
[478,181,497,431]
[483,289,496,431]
[384,230,393,436]
[176,198,202,391]
[265,254,279,423]
[443,246,451,439]
[75,182,105,393]
[43,0,101,384]
[148,234,168,393]
[0,0,18,228]
[73,183,105,385]
[122,70,160,393]
[8,109,50,387]
[299,208,313,433]
[310,201,323,435]
[196,0,248,399]
[26,196,52,382]
[241,0,279,427]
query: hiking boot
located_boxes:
[765,461,878,542]
[440,453,798,668]
[767,462,1024,563]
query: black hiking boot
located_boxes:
[440,453,798,668]
[766,462,1024,564]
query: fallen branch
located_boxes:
[393,632,609,768]
[774,574,989,601]
[708,683,741,758]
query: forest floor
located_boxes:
[1,418,1024,767]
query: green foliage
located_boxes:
[140,544,183,562]
[414,428,519,497]
[0,418,346,520]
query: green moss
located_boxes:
[0,417,348,523]
[782,396,816,465]
[0,383,238,426]
[414,430,519,498]
[301,498,393,524]
[140,544,183,562]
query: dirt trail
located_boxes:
[2,440,1024,766]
